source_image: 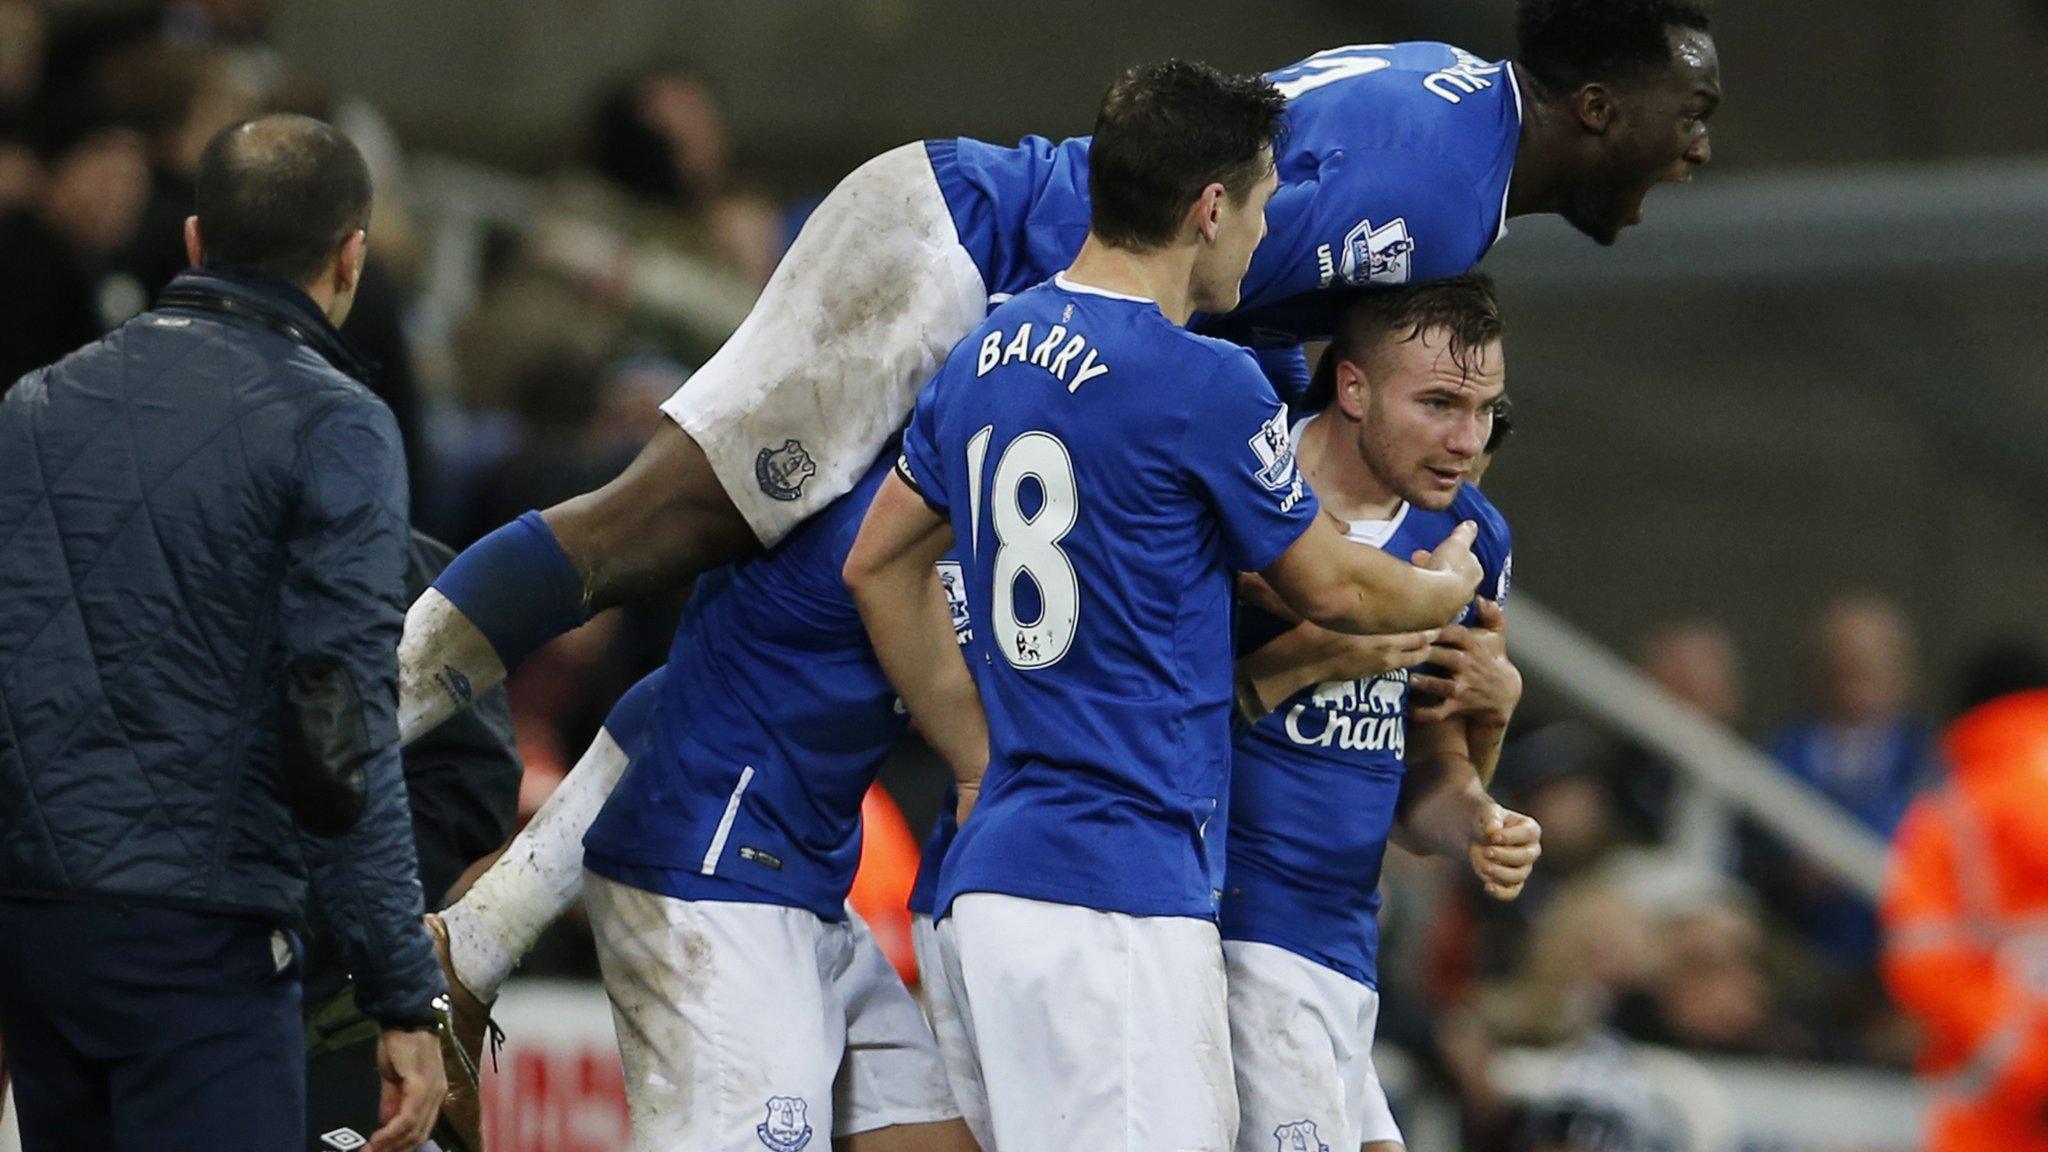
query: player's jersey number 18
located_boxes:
[967,425,1078,670]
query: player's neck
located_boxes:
[1504,65,1573,219]
[1298,412,1403,521]
[1064,235,1198,326]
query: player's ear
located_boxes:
[1194,181,1227,242]
[1334,359,1369,420]
[1575,83,1615,135]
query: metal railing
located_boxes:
[1509,595,1890,903]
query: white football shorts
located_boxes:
[910,911,991,1149]
[661,140,990,547]
[939,892,1238,1152]
[1225,938,1404,1152]
[585,874,958,1151]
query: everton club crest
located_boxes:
[757,1096,813,1152]
[756,439,816,502]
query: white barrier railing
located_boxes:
[1508,595,1891,903]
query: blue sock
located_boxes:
[433,511,590,672]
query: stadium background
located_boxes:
[6,0,2048,1148]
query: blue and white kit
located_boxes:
[895,272,1321,1151]
[660,42,1523,544]
[578,454,967,1152]
[1224,416,1512,1152]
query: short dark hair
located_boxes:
[195,114,372,285]
[1514,0,1712,94]
[1306,274,1505,411]
[1087,60,1286,251]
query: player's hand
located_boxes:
[1324,628,1441,683]
[1413,521,1482,603]
[370,1026,446,1152]
[1410,600,1520,726]
[955,778,981,826]
[1236,571,1298,624]
[1467,803,1541,901]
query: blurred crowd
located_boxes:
[0,4,1981,1148]
[1397,591,1963,1149]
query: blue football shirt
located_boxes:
[1222,453,1512,987]
[929,41,1523,348]
[581,452,972,921]
[897,275,1320,920]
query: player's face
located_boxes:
[1568,26,1721,245]
[1347,329,1505,512]
[1192,149,1279,313]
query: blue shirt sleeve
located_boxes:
[896,377,952,512]
[1180,352,1320,573]
[1452,485,1513,620]
[1250,344,1312,408]
[1240,147,1492,314]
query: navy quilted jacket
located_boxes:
[0,268,443,1026]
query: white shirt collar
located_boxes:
[1053,271,1156,304]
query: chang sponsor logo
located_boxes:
[1284,669,1408,755]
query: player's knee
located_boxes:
[543,423,758,610]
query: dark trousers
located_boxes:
[0,898,304,1151]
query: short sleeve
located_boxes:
[1452,487,1512,621]
[895,377,951,513]
[1238,148,1489,314]
[1474,496,1507,602]
[1250,344,1312,407]
[1180,352,1320,573]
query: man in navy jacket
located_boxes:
[0,114,445,1152]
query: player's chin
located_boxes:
[1565,200,1633,247]
[1405,470,1464,510]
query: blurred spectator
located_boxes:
[1749,592,1941,973]
[1475,881,1657,1049]
[0,1,44,130]
[1775,593,1940,835]
[1598,620,1747,846]
[458,347,629,540]
[580,65,791,288]
[0,126,151,384]
[95,43,263,292]
[1611,892,1817,1059]
[160,0,276,51]
[588,66,730,211]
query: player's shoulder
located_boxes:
[1276,41,1515,156]
[1377,40,1490,77]
[1175,327,1273,384]
[1451,482,1513,603]
[1450,482,1511,552]
[1275,40,1504,99]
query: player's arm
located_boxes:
[1261,514,1481,636]
[1395,719,1539,901]
[1409,599,1520,786]
[1191,358,1480,638]
[1234,620,1439,723]
[845,471,990,808]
